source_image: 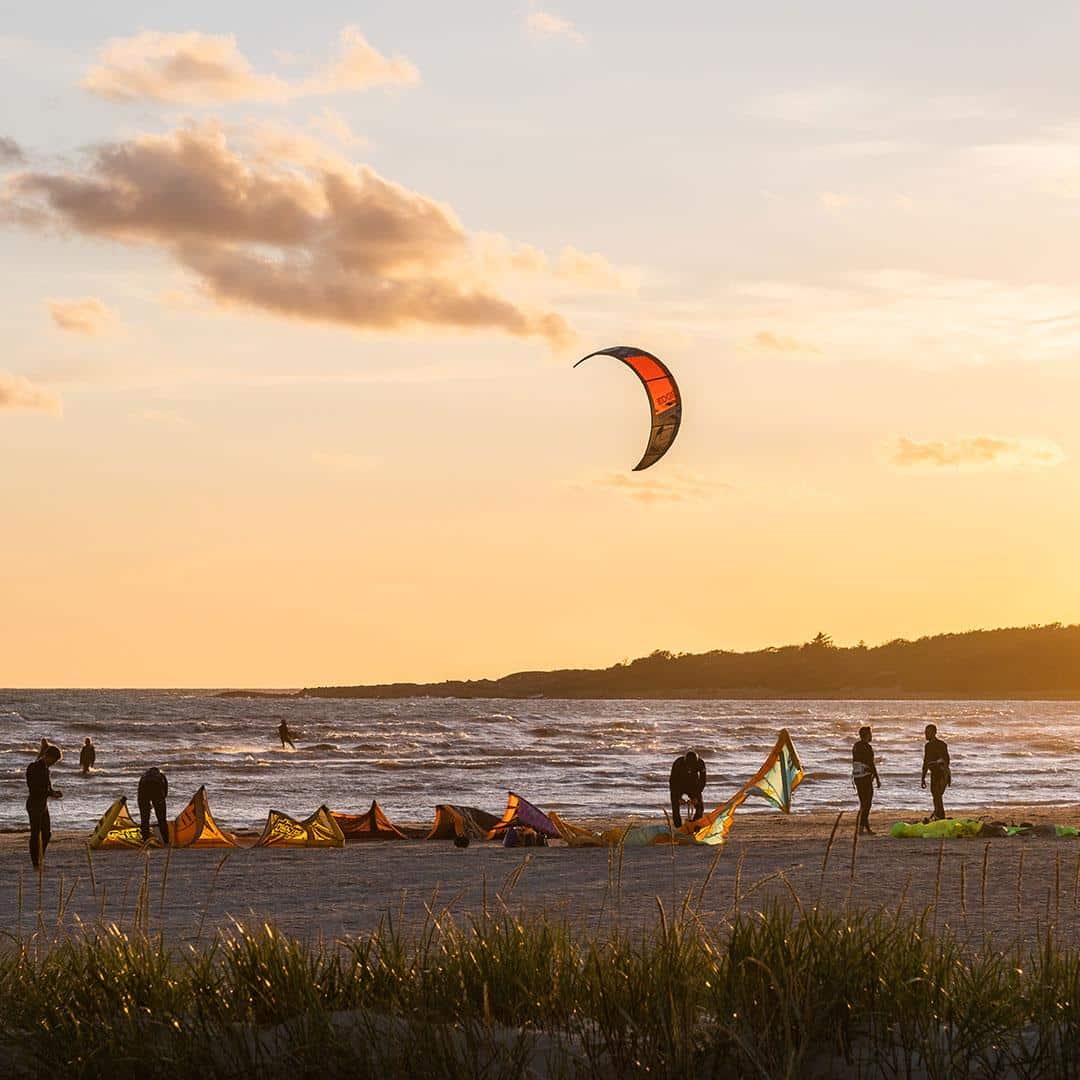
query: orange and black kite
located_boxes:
[574,346,681,471]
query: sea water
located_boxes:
[1,692,1078,833]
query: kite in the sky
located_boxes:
[573,345,682,471]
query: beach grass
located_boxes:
[3,892,1080,1079]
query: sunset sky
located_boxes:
[4,3,1080,687]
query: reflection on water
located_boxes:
[1,693,1077,832]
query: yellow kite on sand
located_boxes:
[88,786,239,849]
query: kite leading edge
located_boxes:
[573,345,682,471]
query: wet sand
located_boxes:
[2,806,1078,951]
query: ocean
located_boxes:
[2,692,1078,834]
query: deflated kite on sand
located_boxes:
[257,805,345,847]
[332,800,408,841]
[89,786,239,848]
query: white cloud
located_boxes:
[47,296,119,335]
[890,436,1065,469]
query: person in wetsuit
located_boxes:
[278,720,296,750]
[921,724,951,821]
[852,726,881,835]
[669,750,707,828]
[79,737,96,775]
[26,744,63,869]
[137,766,170,844]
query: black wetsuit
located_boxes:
[80,744,96,774]
[137,768,170,844]
[669,755,707,827]
[26,759,58,868]
[922,737,951,821]
[278,722,295,749]
[851,739,879,833]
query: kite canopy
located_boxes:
[425,804,502,841]
[332,800,408,841]
[488,792,560,840]
[257,806,345,847]
[574,345,681,471]
[171,786,238,848]
[88,796,153,850]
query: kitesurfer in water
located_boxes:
[669,750,706,828]
[137,766,170,844]
[26,744,63,869]
[921,724,951,821]
[852,726,880,834]
[278,720,296,750]
[79,737,96,775]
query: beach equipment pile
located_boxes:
[86,729,804,851]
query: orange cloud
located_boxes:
[0,371,60,413]
[82,27,419,105]
[891,436,1065,469]
[751,330,821,354]
[12,123,574,346]
[590,469,730,504]
[527,11,586,45]
[47,296,119,335]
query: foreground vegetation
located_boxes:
[2,899,1079,1078]
[301,622,1080,698]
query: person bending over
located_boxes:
[80,737,96,775]
[852,726,881,835]
[26,744,63,869]
[278,720,296,750]
[137,766,170,845]
[921,724,951,821]
[669,750,707,828]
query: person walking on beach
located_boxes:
[278,719,296,750]
[921,724,951,821]
[26,744,63,869]
[79,737,96,775]
[137,766,170,845]
[852,726,880,835]
[669,750,707,827]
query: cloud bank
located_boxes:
[11,122,574,346]
[891,436,1065,469]
[0,371,60,413]
[83,27,419,105]
[48,296,119,335]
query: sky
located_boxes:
[3,2,1080,687]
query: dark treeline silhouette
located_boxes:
[296,623,1080,700]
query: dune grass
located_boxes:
[2,893,1080,1078]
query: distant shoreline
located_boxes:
[216,689,1080,701]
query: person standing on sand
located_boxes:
[852,726,880,835]
[137,766,170,845]
[278,719,296,750]
[26,744,63,869]
[921,724,951,821]
[669,750,707,827]
[79,737,96,775]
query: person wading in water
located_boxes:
[921,723,951,821]
[851,726,880,835]
[79,737,96,775]
[278,720,296,750]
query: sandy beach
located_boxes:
[4,806,1078,951]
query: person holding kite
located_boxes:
[669,750,707,827]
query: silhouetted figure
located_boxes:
[921,724,951,821]
[79,737,96,775]
[852,726,881,834]
[36,737,51,760]
[137,766,170,845]
[26,744,63,869]
[278,720,296,750]
[669,750,707,828]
